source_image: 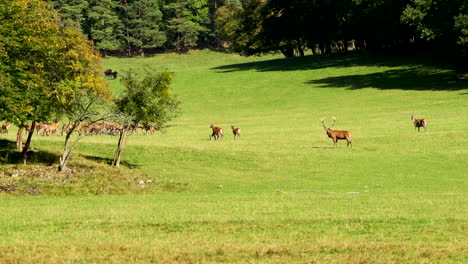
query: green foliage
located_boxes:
[401,0,468,53]
[454,12,468,47]
[116,68,180,129]
[163,0,210,51]
[49,0,89,30]
[119,0,166,55]
[88,0,123,52]
[0,0,62,124]
[0,0,110,124]
[0,0,111,165]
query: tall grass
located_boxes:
[0,50,467,263]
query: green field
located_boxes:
[0,50,467,263]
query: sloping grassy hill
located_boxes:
[0,50,467,263]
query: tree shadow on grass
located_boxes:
[310,146,335,149]
[0,139,59,165]
[81,155,141,169]
[212,52,468,92]
[213,53,375,73]
[213,52,466,72]
[306,68,468,91]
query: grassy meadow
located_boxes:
[0,50,467,263]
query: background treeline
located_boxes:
[50,0,468,57]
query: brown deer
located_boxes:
[37,122,58,136]
[46,122,59,136]
[411,114,427,132]
[321,117,352,148]
[142,123,156,135]
[35,123,47,136]
[1,123,11,134]
[210,124,224,140]
[231,125,241,140]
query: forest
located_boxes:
[50,0,468,57]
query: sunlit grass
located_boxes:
[0,50,467,262]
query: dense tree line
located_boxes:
[49,0,467,57]
[222,0,468,57]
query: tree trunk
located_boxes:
[21,121,35,165]
[58,126,83,172]
[319,42,326,54]
[16,127,23,151]
[297,40,305,57]
[113,128,128,167]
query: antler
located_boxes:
[321,118,327,129]
[331,116,336,127]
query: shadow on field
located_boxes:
[311,146,335,149]
[306,68,468,91]
[0,139,58,165]
[213,53,468,92]
[82,155,141,169]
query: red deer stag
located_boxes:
[231,125,241,140]
[1,123,11,134]
[210,124,224,140]
[321,117,352,148]
[411,114,427,132]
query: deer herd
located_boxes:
[1,115,427,147]
[210,114,428,147]
[0,121,157,137]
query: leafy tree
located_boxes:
[454,13,468,53]
[212,0,242,48]
[401,0,467,53]
[118,0,166,55]
[113,68,180,167]
[221,0,264,55]
[88,0,124,54]
[0,0,110,164]
[48,0,89,31]
[163,0,210,51]
[55,27,112,172]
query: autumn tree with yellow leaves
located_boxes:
[0,0,111,165]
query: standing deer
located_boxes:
[1,123,10,134]
[231,125,241,140]
[210,124,224,140]
[411,114,427,132]
[321,117,352,148]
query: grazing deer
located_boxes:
[411,114,427,132]
[142,123,156,135]
[104,69,118,79]
[37,122,58,136]
[1,123,10,134]
[210,124,224,140]
[36,123,47,136]
[321,117,352,148]
[231,125,241,140]
[46,122,59,136]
